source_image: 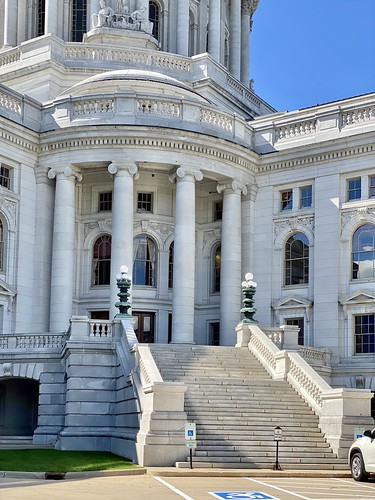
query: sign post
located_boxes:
[184,422,197,469]
[273,426,282,470]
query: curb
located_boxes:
[0,468,147,479]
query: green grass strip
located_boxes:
[0,449,136,472]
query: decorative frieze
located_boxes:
[274,216,315,241]
[341,206,375,233]
[84,220,112,238]
[0,194,18,224]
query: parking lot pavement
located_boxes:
[1,474,375,499]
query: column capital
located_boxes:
[217,179,247,195]
[108,162,139,179]
[169,167,203,184]
[47,166,82,182]
[241,0,253,16]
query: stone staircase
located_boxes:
[148,344,347,469]
[0,436,52,449]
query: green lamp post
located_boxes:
[240,272,258,324]
[115,265,132,318]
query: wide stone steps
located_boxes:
[148,344,347,469]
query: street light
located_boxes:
[240,272,258,324]
[115,265,132,317]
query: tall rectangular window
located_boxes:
[98,192,112,212]
[300,186,312,208]
[369,176,375,198]
[72,0,87,42]
[37,0,46,37]
[213,201,223,221]
[355,314,375,354]
[348,177,361,201]
[281,190,293,211]
[0,166,11,190]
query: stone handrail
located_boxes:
[236,322,374,458]
[0,333,66,350]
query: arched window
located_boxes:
[168,241,174,289]
[212,245,221,293]
[72,0,87,42]
[0,220,4,272]
[352,224,375,280]
[149,1,160,41]
[133,235,157,286]
[285,233,309,286]
[92,235,111,285]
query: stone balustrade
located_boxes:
[0,333,66,350]
[236,322,374,458]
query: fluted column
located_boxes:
[240,0,251,86]
[208,0,221,62]
[3,0,18,48]
[108,162,139,319]
[217,180,247,345]
[170,167,203,343]
[45,0,59,36]
[48,166,82,332]
[176,0,189,56]
[229,0,241,79]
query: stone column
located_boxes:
[240,0,251,86]
[45,0,59,36]
[3,0,18,48]
[229,0,241,79]
[176,0,189,56]
[208,0,221,63]
[48,166,82,332]
[217,180,247,345]
[170,167,203,343]
[108,162,139,320]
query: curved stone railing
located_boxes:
[236,322,374,458]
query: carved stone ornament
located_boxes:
[108,162,139,179]
[91,0,154,35]
[274,216,315,241]
[148,222,174,242]
[48,166,82,182]
[169,167,203,183]
[341,206,375,233]
[0,195,17,224]
[217,179,247,196]
[3,362,12,376]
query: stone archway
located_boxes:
[0,378,39,436]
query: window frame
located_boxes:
[284,232,309,287]
[352,223,375,281]
[71,0,87,42]
[98,191,112,212]
[280,189,293,211]
[133,235,157,287]
[137,192,154,213]
[92,235,112,286]
[0,165,11,191]
[299,185,312,209]
[354,314,375,354]
[347,177,361,201]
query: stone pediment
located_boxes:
[339,289,375,305]
[0,279,16,298]
[272,296,313,310]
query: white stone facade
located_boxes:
[0,0,374,455]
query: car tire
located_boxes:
[351,452,369,481]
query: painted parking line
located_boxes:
[245,478,311,500]
[153,476,194,500]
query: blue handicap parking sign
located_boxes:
[209,492,279,500]
[187,430,194,436]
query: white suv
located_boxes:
[349,429,375,481]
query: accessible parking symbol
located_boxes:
[209,492,280,500]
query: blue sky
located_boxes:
[251,0,375,112]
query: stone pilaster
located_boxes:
[229,0,241,79]
[208,0,221,63]
[108,162,139,319]
[176,0,189,56]
[217,179,247,345]
[170,167,203,343]
[3,0,18,48]
[48,166,82,332]
[45,0,59,36]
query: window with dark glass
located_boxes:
[149,1,160,40]
[352,224,375,280]
[212,245,221,293]
[369,176,375,198]
[168,242,174,288]
[348,177,361,201]
[98,192,112,212]
[37,0,46,37]
[0,220,4,272]
[209,323,220,346]
[137,192,153,212]
[72,0,87,42]
[300,186,312,208]
[285,233,309,286]
[281,190,293,211]
[214,201,223,221]
[355,314,375,354]
[92,235,111,285]
[133,235,156,286]
[0,166,11,190]
[286,317,305,345]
